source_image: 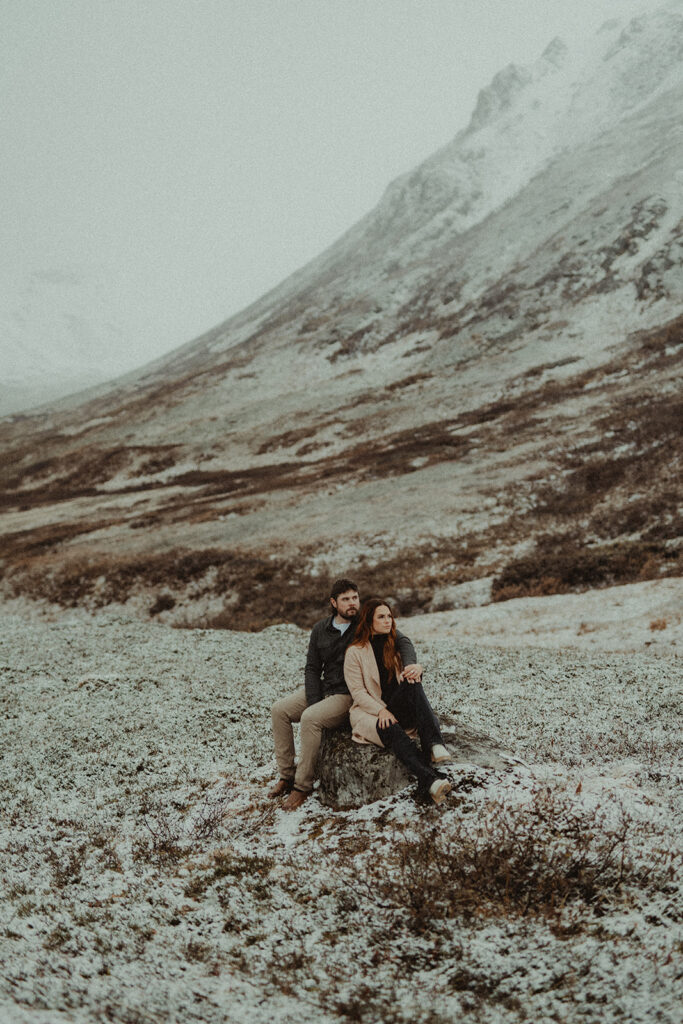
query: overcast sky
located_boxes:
[2,0,664,375]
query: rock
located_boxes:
[317,725,411,810]
[316,716,515,810]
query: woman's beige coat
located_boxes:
[344,642,416,746]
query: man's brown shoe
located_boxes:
[268,778,294,798]
[282,788,311,811]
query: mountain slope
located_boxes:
[1,4,681,628]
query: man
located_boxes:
[269,577,422,811]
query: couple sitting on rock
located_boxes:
[270,578,452,810]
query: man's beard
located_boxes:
[338,607,358,622]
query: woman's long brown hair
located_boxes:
[352,598,402,677]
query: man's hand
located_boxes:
[377,707,398,729]
[401,663,423,683]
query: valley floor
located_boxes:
[1,595,681,1024]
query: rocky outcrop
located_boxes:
[467,63,533,132]
[317,718,515,810]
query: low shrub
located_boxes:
[149,592,176,616]
[46,844,88,888]
[347,787,680,933]
[133,809,183,865]
[184,848,276,911]
[184,940,213,963]
[492,536,679,602]
[133,792,233,865]
[44,924,72,951]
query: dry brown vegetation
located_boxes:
[491,536,680,603]
[345,787,680,934]
[0,443,182,510]
[3,546,334,629]
[1,530,490,628]
[0,519,116,561]
[123,781,682,1021]
[0,313,680,620]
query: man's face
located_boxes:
[330,589,360,621]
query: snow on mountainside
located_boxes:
[0,3,681,628]
[328,11,680,262]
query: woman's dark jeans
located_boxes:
[376,681,445,792]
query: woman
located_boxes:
[344,598,452,804]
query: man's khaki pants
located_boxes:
[271,687,352,792]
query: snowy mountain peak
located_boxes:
[538,37,569,71]
[603,4,683,76]
[330,2,683,268]
[467,63,533,132]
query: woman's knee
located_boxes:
[412,681,436,712]
[376,721,399,746]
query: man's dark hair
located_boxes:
[330,577,359,601]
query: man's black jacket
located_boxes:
[304,615,417,705]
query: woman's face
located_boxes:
[371,605,393,635]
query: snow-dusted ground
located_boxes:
[403,577,683,653]
[1,600,681,1023]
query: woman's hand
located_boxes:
[401,663,423,683]
[377,707,398,729]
